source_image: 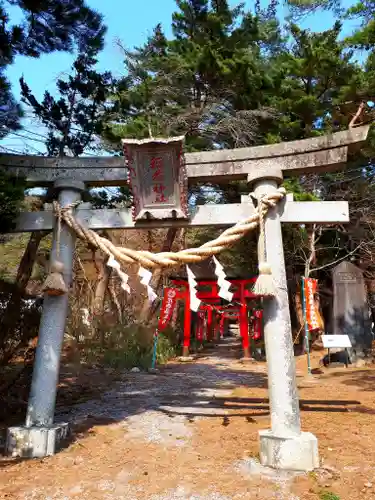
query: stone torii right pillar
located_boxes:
[185,125,369,471]
[252,172,317,471]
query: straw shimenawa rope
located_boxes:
[53,187,286,273]
[41,200,69,295]
[252,194,277,297]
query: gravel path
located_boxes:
[56,338,267,448]
[1,338,311,499]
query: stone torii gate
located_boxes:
[1,126,369,470]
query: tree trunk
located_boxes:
[108,282,123,324]
[140,227,179,323]
[17,231,50,290]
[0,231,49,365]
[92,255,111,345]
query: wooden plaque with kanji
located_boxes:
[122,136,189,221]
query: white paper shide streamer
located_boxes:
[138,267,158,304]
[213,256,233,302]
[107,254,131,293]
[186,266,201,312]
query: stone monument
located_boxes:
[333,260,372,360]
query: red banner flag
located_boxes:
[253,309,263,340]
[303,278,320,332]
[158,288,178,331]
[219,315,225,339]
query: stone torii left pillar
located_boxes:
[6,179,84,458]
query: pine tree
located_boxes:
[0,0,106,137]
[20,47,112,157]
[267,21,363,142]
[103,0,284,151]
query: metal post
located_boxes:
[26,179,84,427]
[151,328,159,369]
[301,277,312,375]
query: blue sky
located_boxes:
[2,0,360,154]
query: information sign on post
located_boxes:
[321,334,352,349]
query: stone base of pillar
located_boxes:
[259,430,319,471]
[6,423,70,458]
[240,356,256,363]
[177,355,195,362]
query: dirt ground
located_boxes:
[1,338,375,500]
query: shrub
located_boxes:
[78,323,178,370]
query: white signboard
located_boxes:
[321,335,352,349]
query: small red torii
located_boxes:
[161,277,263,358]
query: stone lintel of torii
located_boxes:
[3,125,369,471]
[0,125,368,186]
[14,199,350,232]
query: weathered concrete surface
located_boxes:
[187,146,348,182]
[185,126,369,164]
[6,424,69,458]
[252,178,319,471]
[259,430,319,471]
[0,125,369,186]
[25,181,83,429]
[333,261,373,360]
[253,180,301,438]
[13,200,350,232]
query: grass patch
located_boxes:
[78,323,178,370]
[319,491,340,500]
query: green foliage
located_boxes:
[0,0,106,137]
[0,280,42,366]
[0,172,27,233]
[20,46,112,157]
[103,0,284,150]
[270,21,363,139]
[100,0,375,286]
[101,0,375,288]
[319,491,340,500]
[345,0,375,50]
[0,1,108,232]
[88,186,132,209]
[282,178,319,201]
[80,324,177,370]
[285,0,342,18]
[0,232,51,281]
[103,0,374,152]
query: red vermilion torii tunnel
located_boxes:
[161,277,264,358]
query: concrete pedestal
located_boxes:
[6,424,70,458]
[259,430,319,471]
[178,355,195,362]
